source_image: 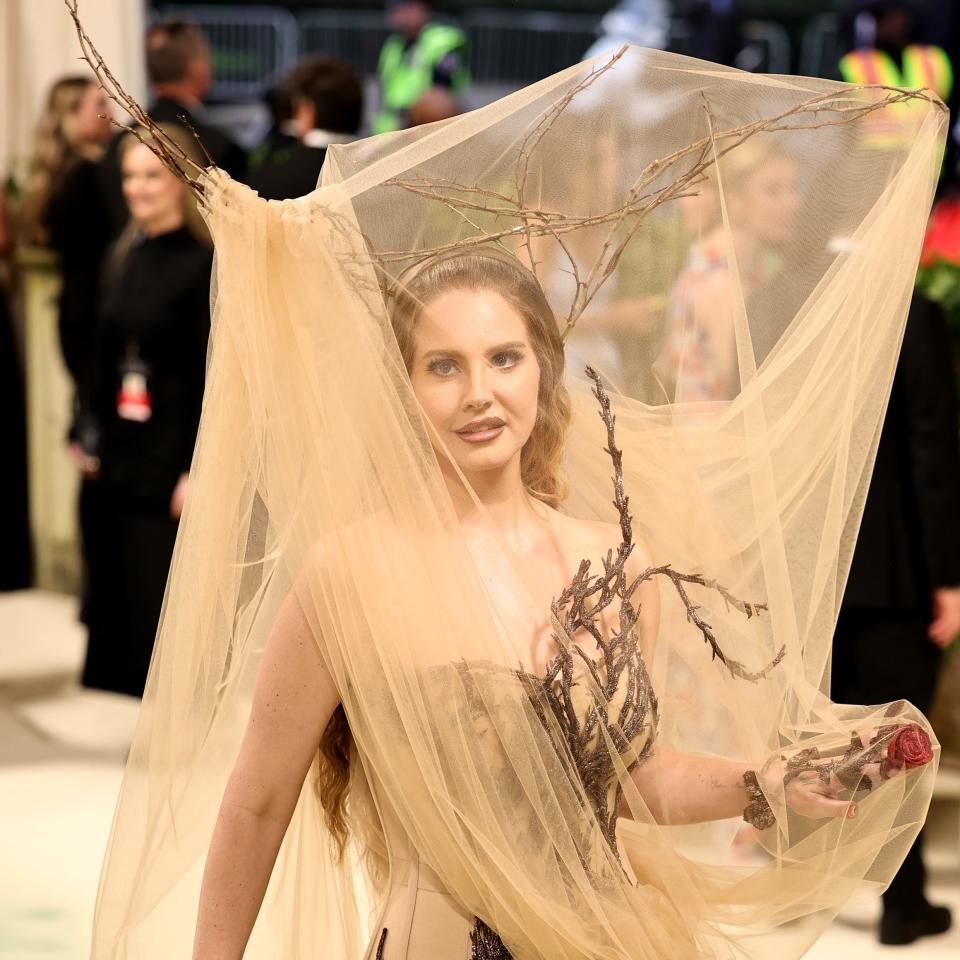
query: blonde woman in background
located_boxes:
[76,125,212,698]
[655,141,799,402]
[20,75,112,246]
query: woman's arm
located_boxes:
[626,749,859,826]
[622,548,857,827]
[192,584,340,960]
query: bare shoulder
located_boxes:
[548,509,654,573]
[302,510,408,580]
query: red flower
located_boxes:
[921,198,960,268]
[887,723,934,770]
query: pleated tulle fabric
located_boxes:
[90,47,946,959]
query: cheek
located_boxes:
[410,376,459,431]
[503,365,542,428]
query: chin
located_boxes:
[453,448,518,477]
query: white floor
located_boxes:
[1,590,958,959]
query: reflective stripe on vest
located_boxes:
[839,46,953,100]
[838,46,952,149]
[839,49,900,86]
[902,45,953,101]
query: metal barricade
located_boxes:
[740,21,792,75]
[297,10,389,77]
[298,10,600,86]
[157,5,299,101]
[799,12,845,80]
[462,11,600,85]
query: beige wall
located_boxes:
[0,0,146,180]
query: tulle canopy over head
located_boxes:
[89,45,946,960]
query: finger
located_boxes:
[816,797,858,819]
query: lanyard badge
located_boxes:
[117,345,153,423]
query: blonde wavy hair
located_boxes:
[21,76,101,245]
[317,250,572,857]
[392,250,571,506]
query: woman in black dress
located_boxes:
[78,126,212,697]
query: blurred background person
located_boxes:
[839,2,952,102]
[19,76,113,247]
[831,291,960,946]
[0,183,31,592]
[77,127,212,698]
[584,0,671,59]
[408,86,461,127]
[373,0,470,134]
[43,76,114,442]
[245,56,362,201]
[671,0,744,67]
[34,76,116,624]
[246,82,298,176]
[100,20,246,234]
[655,141,798,402]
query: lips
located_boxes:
[455,417,505,442]
[457,417,504,433]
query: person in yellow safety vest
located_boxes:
[840,37,953,100]
[374,0,469,135]
[839,2,953,149]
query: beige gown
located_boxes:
[362,634,657,960]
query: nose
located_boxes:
[462,362,493,411]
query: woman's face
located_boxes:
[121,143,184,231]
[72,82,113,146]
[734,158,799,245]
[408,287,541,482]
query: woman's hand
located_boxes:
[929,586,960,648]
[170,471,189,519]
[67,441,100,478]
[760,725,926,823]
[781,763,859,820]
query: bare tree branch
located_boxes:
[64,0,211,201]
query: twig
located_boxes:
[373,73,943,341]
[64,0,211,201]
[518,368,783,867]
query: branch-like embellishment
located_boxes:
[518,367,784,866]
[375,52,945,341]
[64,0,210,201]
[576,367,783,684]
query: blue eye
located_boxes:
[427,357,458,377]
[492,349,523,368]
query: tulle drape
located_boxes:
[90,47,945,959]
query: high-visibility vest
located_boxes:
[373,23,469,135]
[839,45,953,100]
[838,45,952,148]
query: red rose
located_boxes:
[887,724,934,769]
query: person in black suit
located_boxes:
[832,292,960,946]
[244,56,362,202]
[99,20,247,235]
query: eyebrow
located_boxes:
[421,341,526,361]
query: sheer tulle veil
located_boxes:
[75,25,947,960]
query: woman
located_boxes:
[78,126,212,698]
[82,44,945,960]
[0,185,31,590]
[655,141,799,402]
[20,75,112,247]
[192,251,903,959]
